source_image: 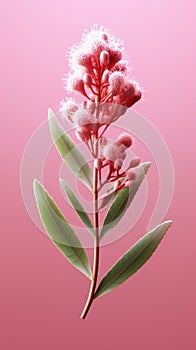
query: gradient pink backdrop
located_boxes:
[1,0,196,349]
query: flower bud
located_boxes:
[68,75,88,97]
[102,70,110,83]
[102,143,117,162]
[119,146,126,160]
[109,48,122,66]
[100,50,109,66]
[129,157,140,168]
[126,171,136,181]
[120,81,136,100]
[59,100,78,122]
[114,158,123,170]
[76,51,92,68]
[120,81,142,107]
[116,133,132,148]
[84,73,92,87]
[109,72,124,95]
[119,151,126,160]
[73,109,92,127]
[115,60,128,73]
[124,90,142,108]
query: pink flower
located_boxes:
[102,142,127,162]
[67,75,88,98]
[109,72,124,96]
[100,50,110,66]
[129,157,140,168]
[116,133,132,148]
[72,108,92,127]
[59,99,78,122]
[126,171,136,181]
[61,24,142,140]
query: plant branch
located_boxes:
[80,162,99,319]
[80,98,100,319]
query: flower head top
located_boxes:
[59,25,143,191]
[60,24,142,134]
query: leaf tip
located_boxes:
[33,178,39,191]
[143,161,151,174]
[48,108,54,120]
[158,220,173,236]
[164,220,173,229]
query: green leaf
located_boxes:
[60,179,94,237]
[33,179,92,279]
[48,108,93,191]
[100,162,151,240]
[95,220,172,298]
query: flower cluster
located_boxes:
[60,24,142,143]
[60,25,142,191]
[99,133,141,193]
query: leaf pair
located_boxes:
[34,178,172,297]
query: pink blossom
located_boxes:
[59,99,78,122]
[72,108,92,127]
[108,48,122,67]
[129,157,140,168]
[61,24,142,146]
[116,133,132,148]
[114,60,128,73]
[126,171,136,181]
[75,50,92,68]
[109,72,124,96]
[114,158,123,170]
[67,75,88,98]
[83,73,92,87]
[102,142,127,162]
[100,50,110,66]
[102,70,110,83]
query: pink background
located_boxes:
[1,0,196,349]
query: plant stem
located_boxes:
[80,155,99,319]
[80,78,101,320]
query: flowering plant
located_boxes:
[33,25,172,319]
